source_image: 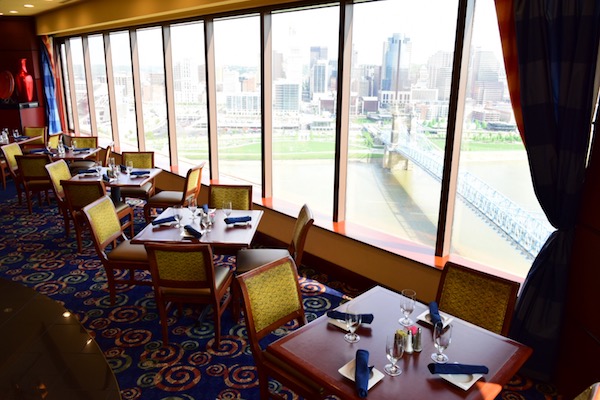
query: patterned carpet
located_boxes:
[0,181,562,399]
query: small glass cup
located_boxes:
[385,334,404,376]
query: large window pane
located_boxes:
[451,0,551,276]
[59,43,74,131]
[87,34,113,142]
[271,6,339,218]
[345,0,458,247]
[69,37,92,135]
[136,27,169,169]
[214,16,261,185]
[171,22,209,175]
[109,31,138,151]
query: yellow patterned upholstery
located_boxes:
[236,256,323,399]
[437,262,520,336]
[83,196,149,305]
[45,160,73,237]
[144,242,233,346]
[144,162,205,223]
[208,184,253,210]
[46,133,62,149]
[23,126,46,145]
[15,154,53,213]
[63,180,135,252]
[123,151,154,168]
[1,143,25,204]
[70,136,98,148]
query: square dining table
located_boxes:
[131,207,264,251]
[266,285,532,400]
[71,167,162,204]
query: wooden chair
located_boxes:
[44,160,73,237]
[208,183,253,210]
[46,132,63,149]
[21,126,46,152]
[120,151,155,202]
[68,136,99,172]
[236,204,313,274]
[143,162,205,223]
[0,156,8,190]
[14,154,53,213]
[82,195,150,305]
[436,261,520,336]
[62,179,135,253]
[236,256,326,399]
[1,142,25,202]
[144,242,234,347]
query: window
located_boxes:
[87,34,113,142]
[68,37,92,135]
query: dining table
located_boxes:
[131,207,263,252]
[71,167,162,204]
[30,146,102,162]
[265,285,532,400]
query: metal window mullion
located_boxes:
[64,39,80,134]
[333,1,353,222]
[81,35,97,136]
[129,28,145,151]
[435,0,475,257]
[103,33,120,150]
[261,11,273,199]
[162,25,178,172]
[204,18,218,180]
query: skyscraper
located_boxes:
[381,33,412,95]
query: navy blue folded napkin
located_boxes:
[31,149,53,154]
[120,164,127,173]
[355,349,372,398]
[326,310,374,324]
[130,170,150,176]
[202,204,209,213]
[429,301,442,326]
[79,169,98,174]
[15,136,27,142]
[184,225,203,238]
[73,147,91,152]
[102,174,111,182]
[152,215,177,226]
[224,216,251,224]
[427,363,489,375]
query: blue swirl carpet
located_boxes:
[0,183,561,400]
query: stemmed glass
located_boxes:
[344,305,361,343]
[94,161,102,176]
[223,201,232,218]
[431,322,453,364]
[384,334,405,376]
[399,289,416,326]
[126,160,134,175]
[188,196,197,221]
[173,205,183,229]
[12,129,19,139]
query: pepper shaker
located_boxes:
[414,327,423,352]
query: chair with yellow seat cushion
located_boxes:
[208,183,253,210]
[144,242,234,347]
[44,160,73,237]
[15,154,53,213]
[67,136,100,173]
[436,261,520,336]
[46,132,63,149]
[62,179,135,253]
[82,195,150,305]
[120,151,155,202]
[21,126,46,152]
[1,142,25,203]
[236,256,326,399]
[143,162,205,223]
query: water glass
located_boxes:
[431,322,452,364]
[173,205,183,228]
[188,196,198,220]
[344,306,361,343]
[384,335,404,376]
[399,289,416,326]
[223,201,232,217]
[126,161,134,175]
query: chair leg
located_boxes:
[25,190,33,214]
[105,267,117,306]
[231,278,243,323]
[157,300,170,346]
[143,204,152,224]
[73,218,84,253]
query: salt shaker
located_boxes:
[405,329,414,354]
[414,327,423,352]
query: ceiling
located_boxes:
[0,0,84,17]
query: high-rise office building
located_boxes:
[381,33,412,95]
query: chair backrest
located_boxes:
[122,151,154,168]
[15,154,52,181]
[71,136,98,149]
[102,146,112,167]
[236,256,306,360]
[436,262,520,336]
[208,184,253,210]
[45,159,72,199]
[62,179,107,211]
[23,126,46,145]
[182,163,205,202]
[1,142,23,173]
[144,242,216,291]
[288,204,314,267]
[46,133,63,149]
[82,195,125,253]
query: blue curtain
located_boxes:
[40,38,62,135]
[508,0,600,381]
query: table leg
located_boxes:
[110,187,121,204]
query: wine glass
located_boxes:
[384,334,404,376]
[431,322,452,364]
[12,129,19,139]
[188,196,197,220]
[126,160,134,175]
[200,212,210,233]
[173,205,183,228]
[399,289,416,326]
[223,201,232,218]
[344,306,361,343]
[94,161,102,176]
